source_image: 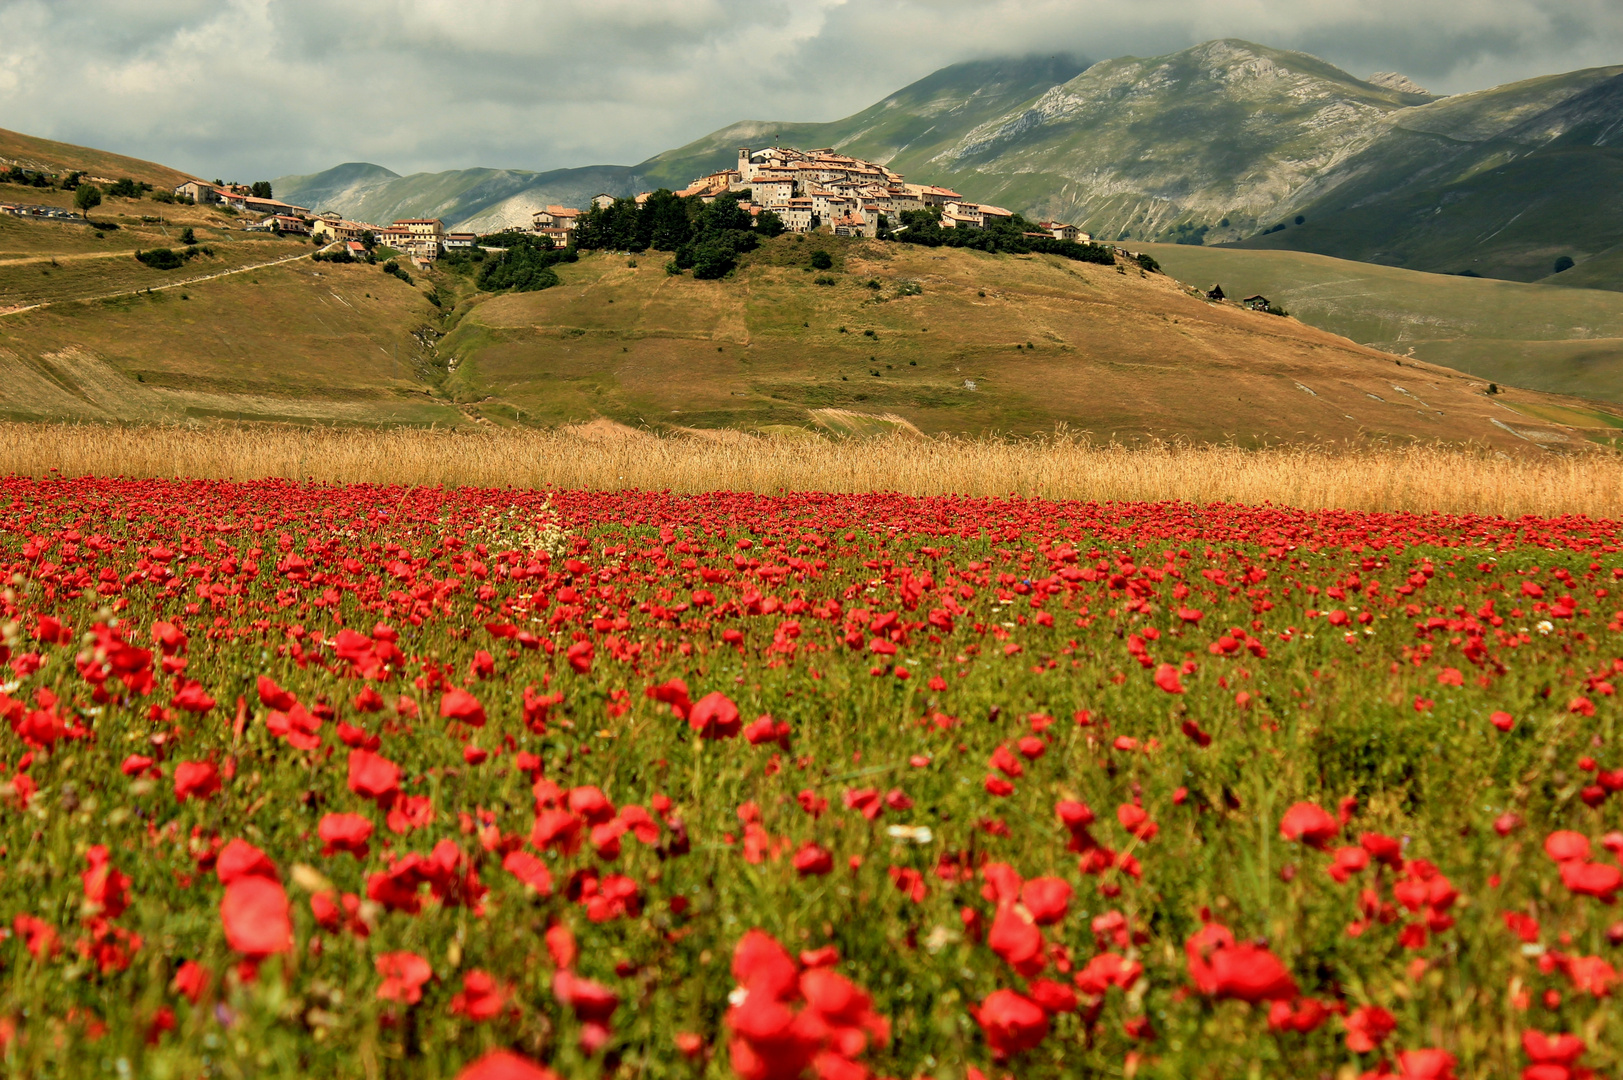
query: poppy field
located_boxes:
[1,477,1621,1080]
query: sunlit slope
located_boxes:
[1142,243,1623,404]
[0,126,194,189]
[435,237,1610,446]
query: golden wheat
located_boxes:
[0,422,1618,518]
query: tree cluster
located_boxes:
[249,181,274,199]
[475,234,577,293]
[895,208,1119,267]
[106,178,152,199]
[575,191,782,279]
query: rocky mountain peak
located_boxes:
[1368,71,1432,96]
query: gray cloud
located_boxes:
[1,0,1618,182]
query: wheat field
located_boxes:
[1,421,1619,518]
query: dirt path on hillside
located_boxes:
[0,245,331,319]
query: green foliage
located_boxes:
[106,178,151,199]
[1553,256,1575,274]
[179,228,196,246]
[756,210,786,239]
[809,250,834,271]
[1135,252,1161,273]
[133,247,191,270]
[74,183,102,216]
[896,209,1118,268]
[2,165,55,189]
[477,236,577,293]
[1169,222,1210,246]
[250,180,274,199]
[381,259,415,286]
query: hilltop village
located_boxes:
[539,146,1090,245]
[5,145,1088,266]
[170,146,1087,260]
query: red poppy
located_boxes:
[1020,877,1072,926]
[1279,802,1339,849]
[975,989,1049,1058]
[376,951,433,1004]
[1344,1005,1396,1053]
[220,877,292,958]
[318,813,375,858]
[988,903,1046,976]
[450,970,508,1021]
[347,749,401,800]
[455,1051,558,1080]
[439,687,487,727]
[1396,1048,1456,1080]
[173,761,220,803]
[688,692,742,739]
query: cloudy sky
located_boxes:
[2,0,1619,183]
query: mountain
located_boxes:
[276,42,1623,289]
[273,54,1085,232]
[915,41,1433,238]
[897,42,1623,288]
[634,54,1089,189]
[272,162,645,233]
[1230,69,1623,283]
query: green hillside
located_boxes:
[1142,243,1623,404]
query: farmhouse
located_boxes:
[1243,294,1271,311]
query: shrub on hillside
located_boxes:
[134,248,187,270]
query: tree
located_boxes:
[250,181,274,199]
[1554,256,1575,274]
[644,190,693,251]
[179,227,196,246]
[756,210,786,239]
[361,231,377,252]
[74,183,102,219]
[809,250,833,270]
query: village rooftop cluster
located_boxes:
[168,180,475,264]
[535,147,1091,244]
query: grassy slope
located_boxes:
[0,126,194,189]
[431,236,1612,448]
[0,190,461,425]
[5,174,1616,445]
[1140,243,1623,405]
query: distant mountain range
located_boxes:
[275,40,1623,290]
